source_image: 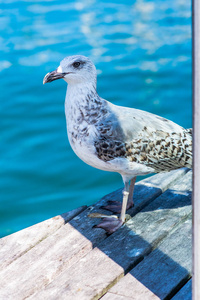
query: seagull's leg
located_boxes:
[93,181,130,235]
[100,177,136,214]
[128,177,136,207]
[119,181,130,222]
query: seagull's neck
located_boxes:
[65,81,106,146]
[65,82,105,117]
[65,82,98,106]
[64,81,106,130]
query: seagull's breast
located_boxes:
[65,99,113,171]
[67,125,115,172]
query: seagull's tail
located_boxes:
[180,128,192,169]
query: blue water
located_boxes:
[0,0,192,237]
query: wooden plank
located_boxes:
[101,286,159,300]
[171,279,192,300]
[135,167,189,192]
[24,171,192,300]
[104,218,192,300]
[0,205,87,269]
[0,220,98,300]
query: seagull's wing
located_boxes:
[94,101,192,172]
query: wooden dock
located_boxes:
[0,168,192,300]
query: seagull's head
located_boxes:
[43,55,97,86]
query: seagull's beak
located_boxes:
[43,70,66,84]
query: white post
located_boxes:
[193,0,200,299]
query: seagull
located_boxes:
[43,55,192,234]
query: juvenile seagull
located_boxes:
[43,55,192,234]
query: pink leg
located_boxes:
[100,177,136,214]
[128,177,136,207]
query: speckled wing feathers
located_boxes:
[94,103,192,173]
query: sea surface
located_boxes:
[0,0,192,237]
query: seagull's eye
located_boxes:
[73,61,81,68]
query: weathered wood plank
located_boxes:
[101,286,159,300]
[104,218,192,300]
[0,205,87,269]
[30,247,125,300]
[25,171,192,300]
[171,279,192,300]
[0,221,95,299]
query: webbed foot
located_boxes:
[93,216,123,235]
